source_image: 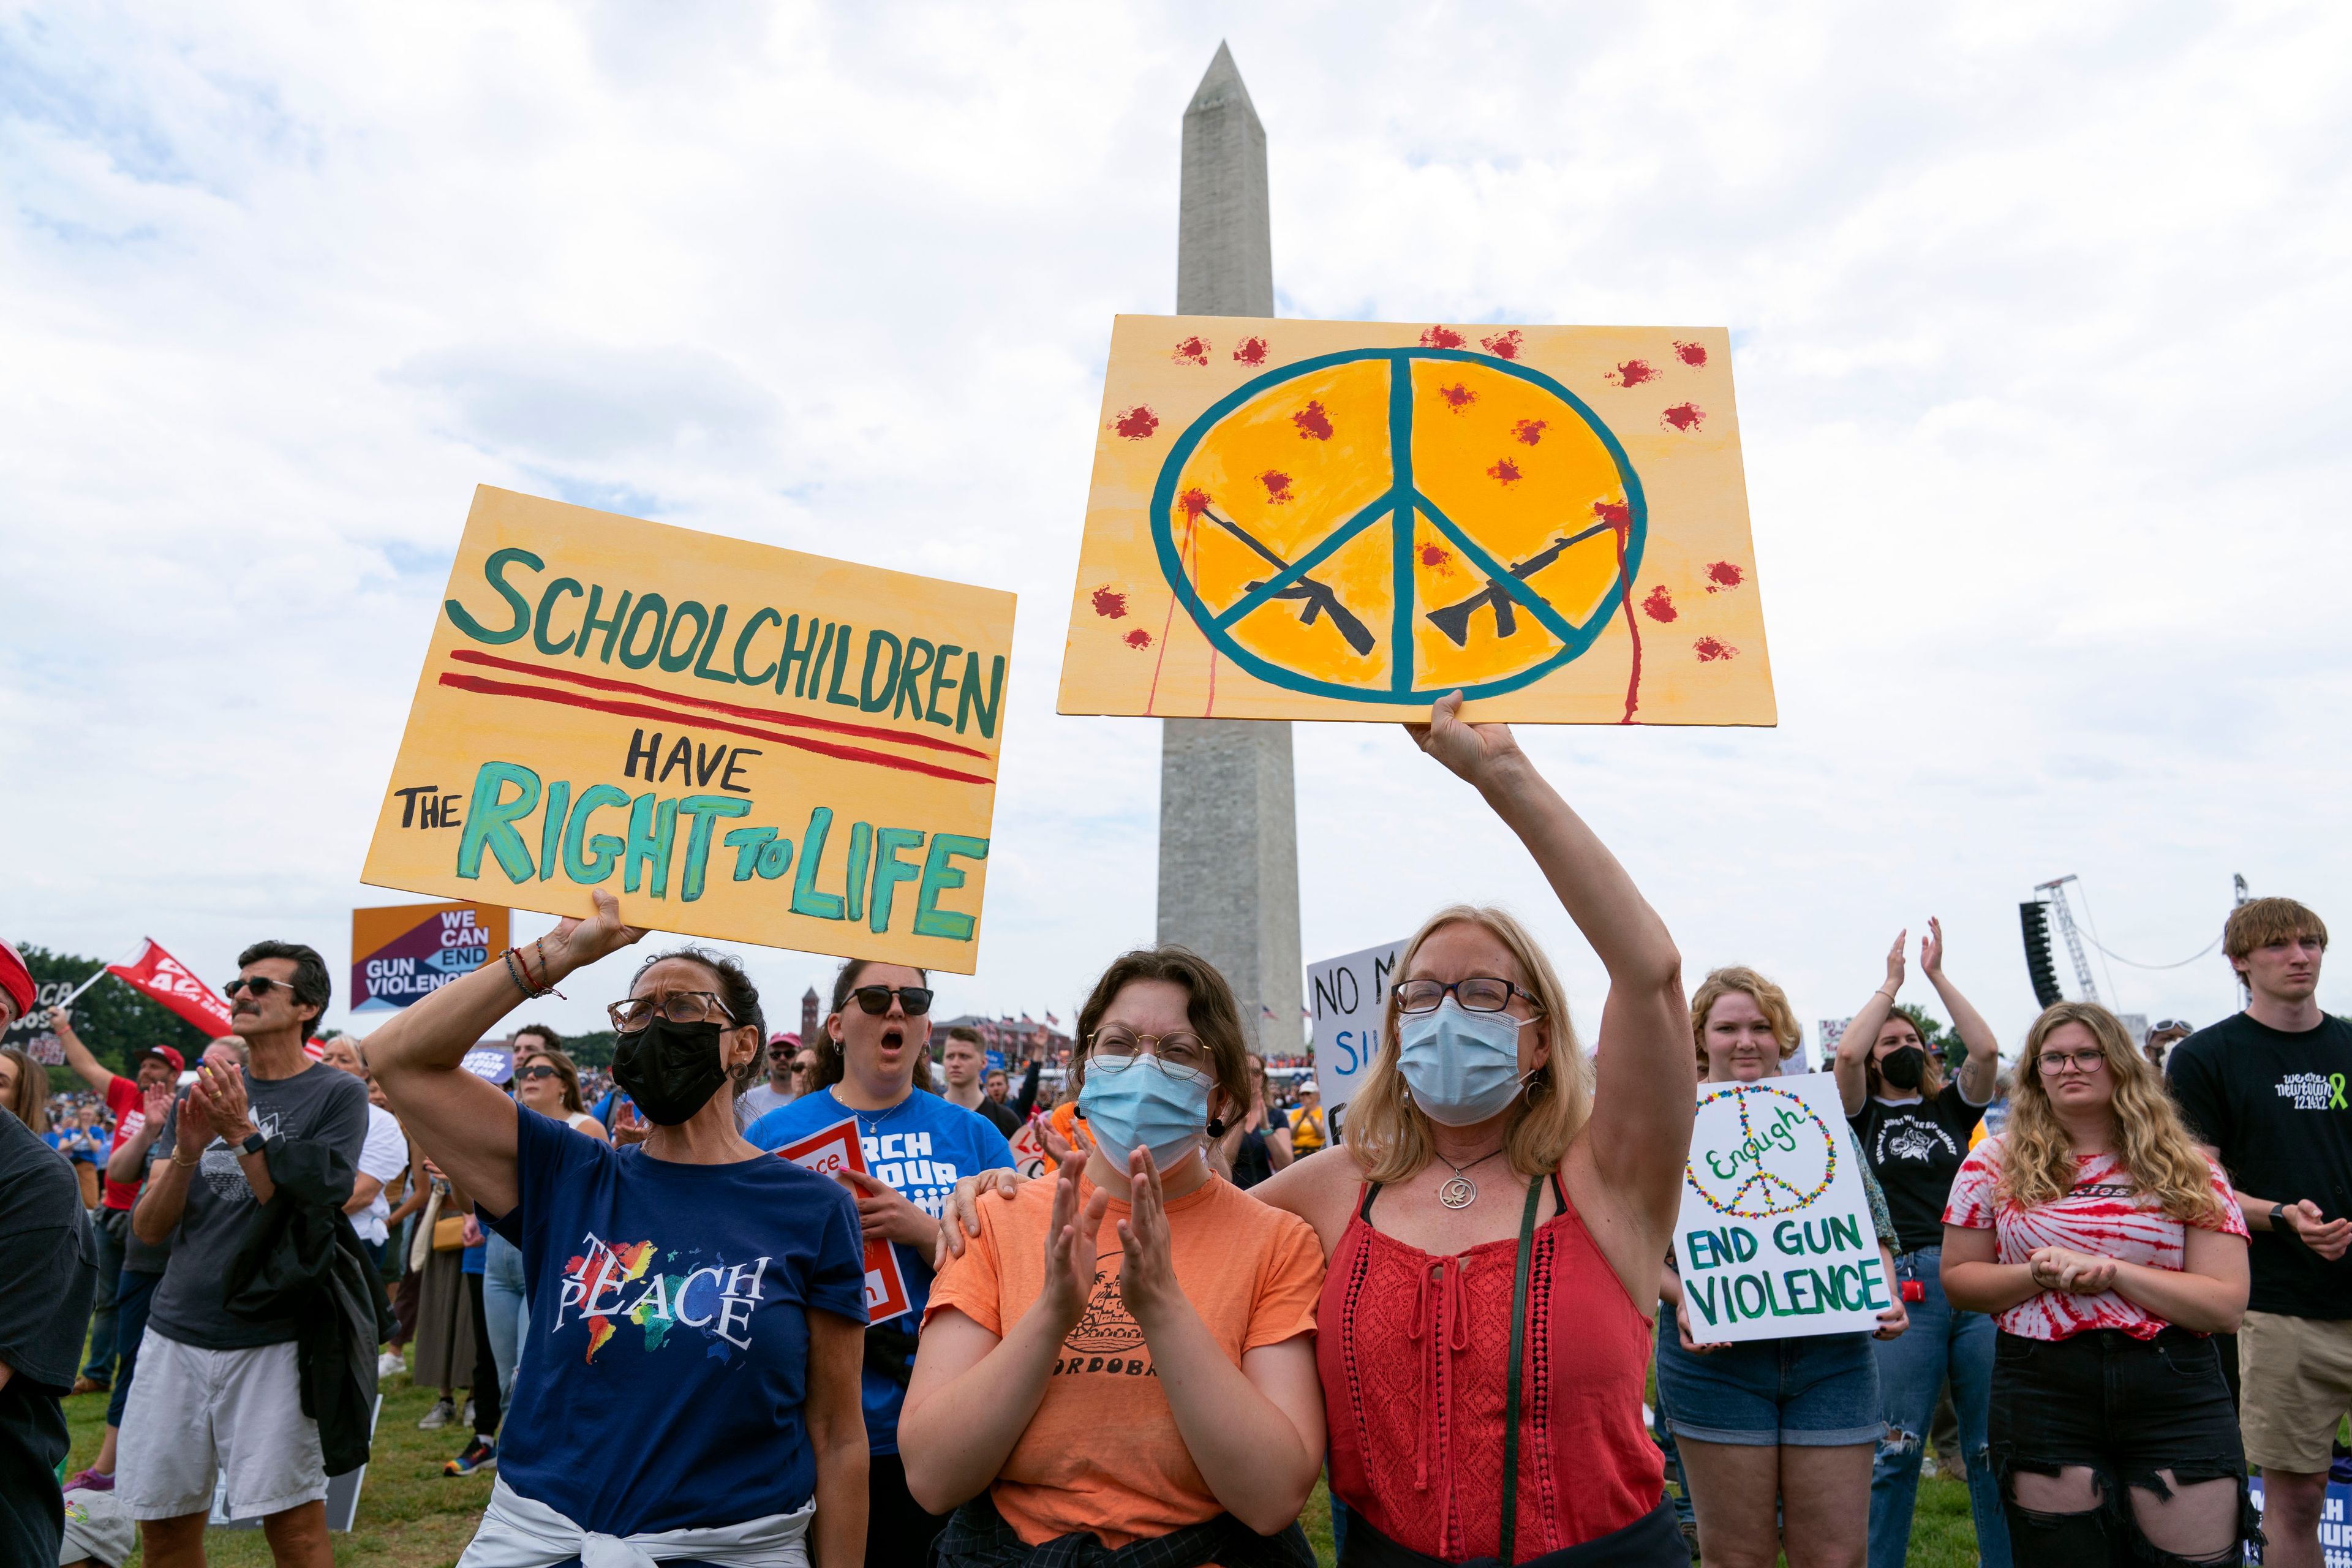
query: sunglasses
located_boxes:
[223,975,296,1001]
[847,985,933,1016]
[516,1065,562,1082]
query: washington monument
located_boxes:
[1157,42,1303,1055]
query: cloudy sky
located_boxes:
[7,2,2347,1054]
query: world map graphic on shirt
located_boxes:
[553,1229,774,1359]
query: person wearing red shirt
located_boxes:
[45,1009,183,1396]
[1943,1002,2252,1568]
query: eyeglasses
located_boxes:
[516,1065,561,1082]
[847,985,933,1016]
[223,975,295,1000]
[2037,1049,2108,1076]
[608,991,737,1033]
[1087,1027,1212,1081]
[1393,976,1541,1016]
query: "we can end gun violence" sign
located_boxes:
[361,487,1015,973]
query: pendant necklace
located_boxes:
[1436,1147,1506,1210]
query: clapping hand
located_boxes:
[608,1102,650,1147]
[1115,1145,1181,1328]
[1038,1155,1109,1332]
[1920,917,1945,978]
[1882,931,1908,997]
[191,1061,256,1145]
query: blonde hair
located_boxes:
[1996,1002,2225,1225]
[1344,905,1592,1182]
[1690,967,1801,1071]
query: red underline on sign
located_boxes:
[436,673,998,786]
[448,649,992,760]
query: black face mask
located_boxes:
[1880,1045,1927,1091]
[611,1019,733,1126]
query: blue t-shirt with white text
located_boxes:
[745,1086,1015,1453]
[488,1106,867,1537]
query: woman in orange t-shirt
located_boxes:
[900,948,1326,1567]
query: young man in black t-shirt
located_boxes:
[2168,897,2352,1568]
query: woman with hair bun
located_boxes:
[1943,1001,2253,1568]
[366,893,872,1567]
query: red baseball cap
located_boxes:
[0,939,32,1026]
[137,1045,187,1075]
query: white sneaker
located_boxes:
[377,1351,405,1379]
[461,1398,475,1427]
[418,1397,456,1430]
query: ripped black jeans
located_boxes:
[1988,1327,2260,1567]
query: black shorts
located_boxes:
[1988,1327,2257,1566]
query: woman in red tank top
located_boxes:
[1252,693,1695,1566]
[940,694,1696,1564]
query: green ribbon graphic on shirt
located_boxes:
[2332,1073,2348,1110]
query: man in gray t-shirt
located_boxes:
[146,1057,368,1346]
[119,941,367,1564]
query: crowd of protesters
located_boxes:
[0,720,2347,1568]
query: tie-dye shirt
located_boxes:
[488,1105,867,1536]
[1943,1137,2246,1341]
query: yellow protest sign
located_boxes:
[1059,317,1773,725]
[362,487,1014,974]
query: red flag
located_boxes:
[108,939,236,1038]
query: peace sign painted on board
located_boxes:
[1150,347,1646,704]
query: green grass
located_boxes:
[67,1364,1980,1567]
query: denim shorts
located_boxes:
[1654,1305,1884,1447]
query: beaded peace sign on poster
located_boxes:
[1058,317,1772,725]
[1674,1072,1891,1344]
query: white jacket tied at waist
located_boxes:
[459,1475,815,1568]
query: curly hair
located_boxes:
[1344,904,1591,1183]
[1996,1001,2225,1225]
[1689,966,1801,1071]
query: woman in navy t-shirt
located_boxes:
[368,891,870,1567]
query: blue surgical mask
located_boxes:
[1397,998,1536,1126]
[1079,1055,1212,1173]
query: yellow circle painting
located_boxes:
[1152,347,1647,703]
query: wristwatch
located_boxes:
[239,1130,268,1157]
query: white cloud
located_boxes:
[4,1,2347,1046]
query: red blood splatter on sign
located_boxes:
[1487,458,1522,485]
[1292,401,1333,440]
[1090,587,1128,620]
[1642,586,1677,623]
[1513,418,1547,445]
[1693,636,1739,662]
[1420,325,1466,349]
[1438,383,1476,411]
[1172,336,1210,366]
[1660,403,1705,432]
[1608,360,1659,388]
[1675,340,1708,368]
[1418,543,1455,575]
[1124,629,1153,650]
[1481,330,1525,360]
[1178,487,1212,522]
[1591,499,1631,528]
[1114,406,1160,440]
[1705,560,1745,593]
[1232,336,1269,366]
[1260,470,1294,503]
